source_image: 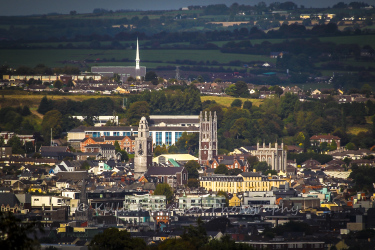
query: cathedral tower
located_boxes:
[199,111,218,165]
[134,117,153,179]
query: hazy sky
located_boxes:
[1,0,373,16]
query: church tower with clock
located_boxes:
[134,117,153,179]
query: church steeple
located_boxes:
[135,38,140,70]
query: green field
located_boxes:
[201,96,263,107]
[319,35,375,47]
[0,49,276,68]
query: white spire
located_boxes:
[135,38,140,70]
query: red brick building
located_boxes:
[80,135,136,153]
[310,134,341,148]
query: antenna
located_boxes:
[50,128,53,146]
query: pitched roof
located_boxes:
[239,172,262,177]
[40,146,68,153]
[146,167,185,176]
[310,134,340,140]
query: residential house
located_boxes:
[40,146,76,160]
[84,144,116,160]
[310,134,341,148]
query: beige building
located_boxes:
[200,172,288,193]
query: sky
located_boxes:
[0,0,373,16]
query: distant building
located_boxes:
[310,134,341,148]
[91,39,146,81]
[199,111,218,165]
[124,194,166,211]
[134,117,153,179]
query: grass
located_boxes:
[0,91,264,110]
[201,96,263,107]
[0,49,276,68]
[347,126,369,135]
[0,92,124,109]
[319,35,375,47]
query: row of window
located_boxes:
[88,131,183,145]
[91,131,139,138]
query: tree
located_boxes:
[41,110,63,141]
[175,132,199,154]
[247,156,259,171]
[217,191,229,206]
[114,141,121,152]
[225,84,236,96]
[0,211,41,250]
[21,106,31,116]
[254,162,271,174]
[89,228,146,250]
[329,140,337,151]
[235,81,250,97]
[37,96,52,115]
[243,100,252,110]
[346,142,356,150]
[118,150,129,162]
[145,71,158,85]
[53,80,63,89]
[228,169,243,175]
[181,218,209,248]
[153,145,168,156]
[126,101,150,125]
[154,183,173,204]
[80,161,90,170]
[6,135,25,154]
[184,160,200,179]
[214,164,228,175]
[168,145,178,154]
[187,178,199,188]
[231,99,242,108]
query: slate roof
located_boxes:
[85,144,115,149]
[0,193,19,206]
[40,146,68,153]
[239,172,262,177]
[82,137,105,143]
[146,167,184,176]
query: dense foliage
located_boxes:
[89,227,146,250]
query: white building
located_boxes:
[72,116,118,127]
[31,195,71,209]
[178,194,226,209]
[124,194,166,211]
[67,119,199,147]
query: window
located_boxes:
[104,132,110,136]
[156,132,163,146]
[175,132,182,143]
[165,132,172,146]
[123,132,131,136]
[113,132,119,136]
[93,132,100,138]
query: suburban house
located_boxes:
[310,134,341,148]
